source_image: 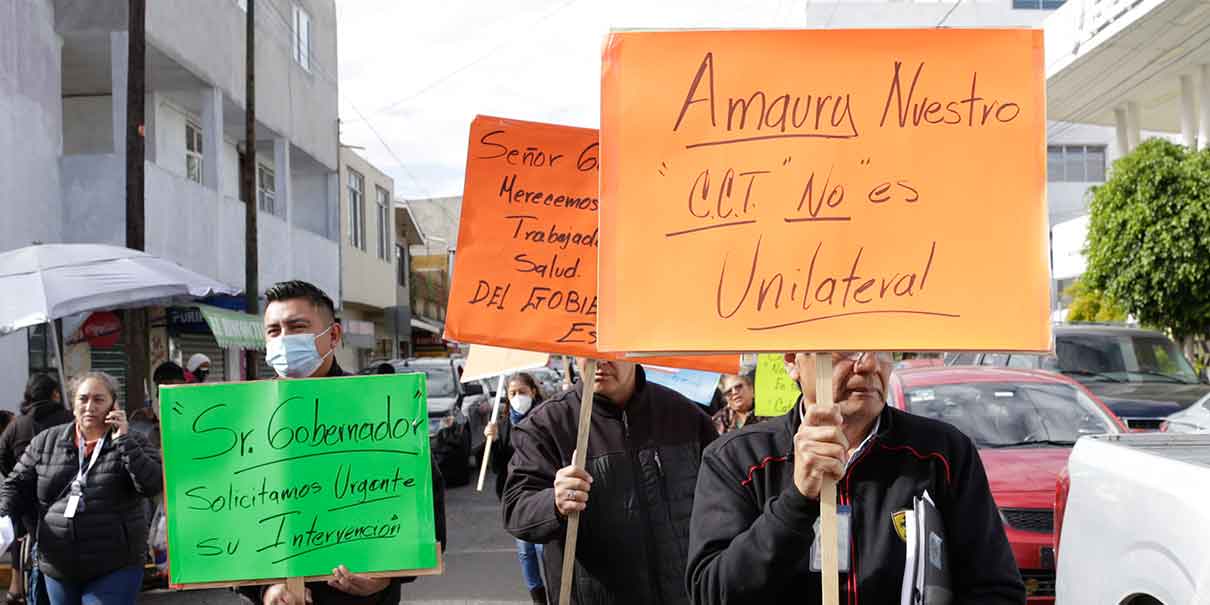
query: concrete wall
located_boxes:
[1,0,63,253]
[62,96,112,155]
[339,148,396,310]
[138,0,339,170]
[0,0,63,409]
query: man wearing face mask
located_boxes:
[686,352,1024,604]
[503,358,719,605]
[242,280,447,605]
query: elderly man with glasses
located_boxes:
[686,352,1025,604]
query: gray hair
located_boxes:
[69,371,121,404]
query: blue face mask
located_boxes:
[266,324,334,378]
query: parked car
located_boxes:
[889,367,1126,603]
[1054,432,1210,604]
[946,325,1210,429]
[528,366,564,399]
[1160,391,1210,433]
[388,357,472,487]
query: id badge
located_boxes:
[64,481,83,519]
[810,504,851,573]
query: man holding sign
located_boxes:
[240,281,447,605]
[686,351,1024,604]
[503,358,717,605]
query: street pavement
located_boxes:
[138,470,531,605]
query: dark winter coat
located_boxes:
[503,366,719,605]
[0,399,73,476]
[239,359,448,605]
[488,409,515,500]
[0,423,162,583]
[687,402,1025,604]
[0,398,74,537]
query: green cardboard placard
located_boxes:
[755,353,802,417]
[160,374,438,587]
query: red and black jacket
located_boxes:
[687,402,1024,605]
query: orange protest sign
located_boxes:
[598,29,1051,354]
[444,115,738,374]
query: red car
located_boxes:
[888,367,1127,604]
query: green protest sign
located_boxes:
[755,353,802,417]
[160,374,439,587]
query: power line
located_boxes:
[937,0,964,27]
[350,0,578,123]
[345,100,435,199]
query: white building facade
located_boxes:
[0,0,341,402]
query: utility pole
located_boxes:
[124,0,149,410]
[242,0,259,379]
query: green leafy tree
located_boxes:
[1083,139,1210,344]
[1064,278,1127,323]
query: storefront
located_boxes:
[168,304,265,380]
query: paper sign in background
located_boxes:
[645,367,722,406]
[755,353,802,417]
[444,115,738,375]
[161,375,438,586]
[599,29,1050,354]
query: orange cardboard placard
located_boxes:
[445,115,738,374]
[599,29,1051,353]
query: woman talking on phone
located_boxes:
[0,372,162,605]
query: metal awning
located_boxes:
[410,317,443,335]
[196,304,266,351]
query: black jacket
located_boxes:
[240,360,447,605]
[0,423,162,583]
[687,403,1025,604]
[488,409,515,500]
[503,366,718,605]
[0,400,73,476]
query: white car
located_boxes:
[1055,432,1210,604]
[1161,392,1210,433]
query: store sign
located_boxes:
[81,312,121,349]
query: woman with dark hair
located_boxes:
[484,373,547,604]
[0,372,161,605]
[0,374,72,605]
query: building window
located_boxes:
[1047,145,1106,182]
[27,325,53,374]
[376,187,390,260]
[1013,0,1066,8]
[292,4,311,72]
[348,169,365,250]
[186,121,203,184]
[257,164,276,215]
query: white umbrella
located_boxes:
[0,244,241,389]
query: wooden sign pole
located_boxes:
[815,353,840,605]
[558,358,597,605]
[477,374,509,492]
[286,576,306,604]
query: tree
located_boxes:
[1064,278,1126,323]
[1083,138,1210,346]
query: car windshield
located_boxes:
[903,381,1115,447]
[415,367,457,398]
[1056,334,1199,384]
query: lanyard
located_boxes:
[75,432,107,488]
